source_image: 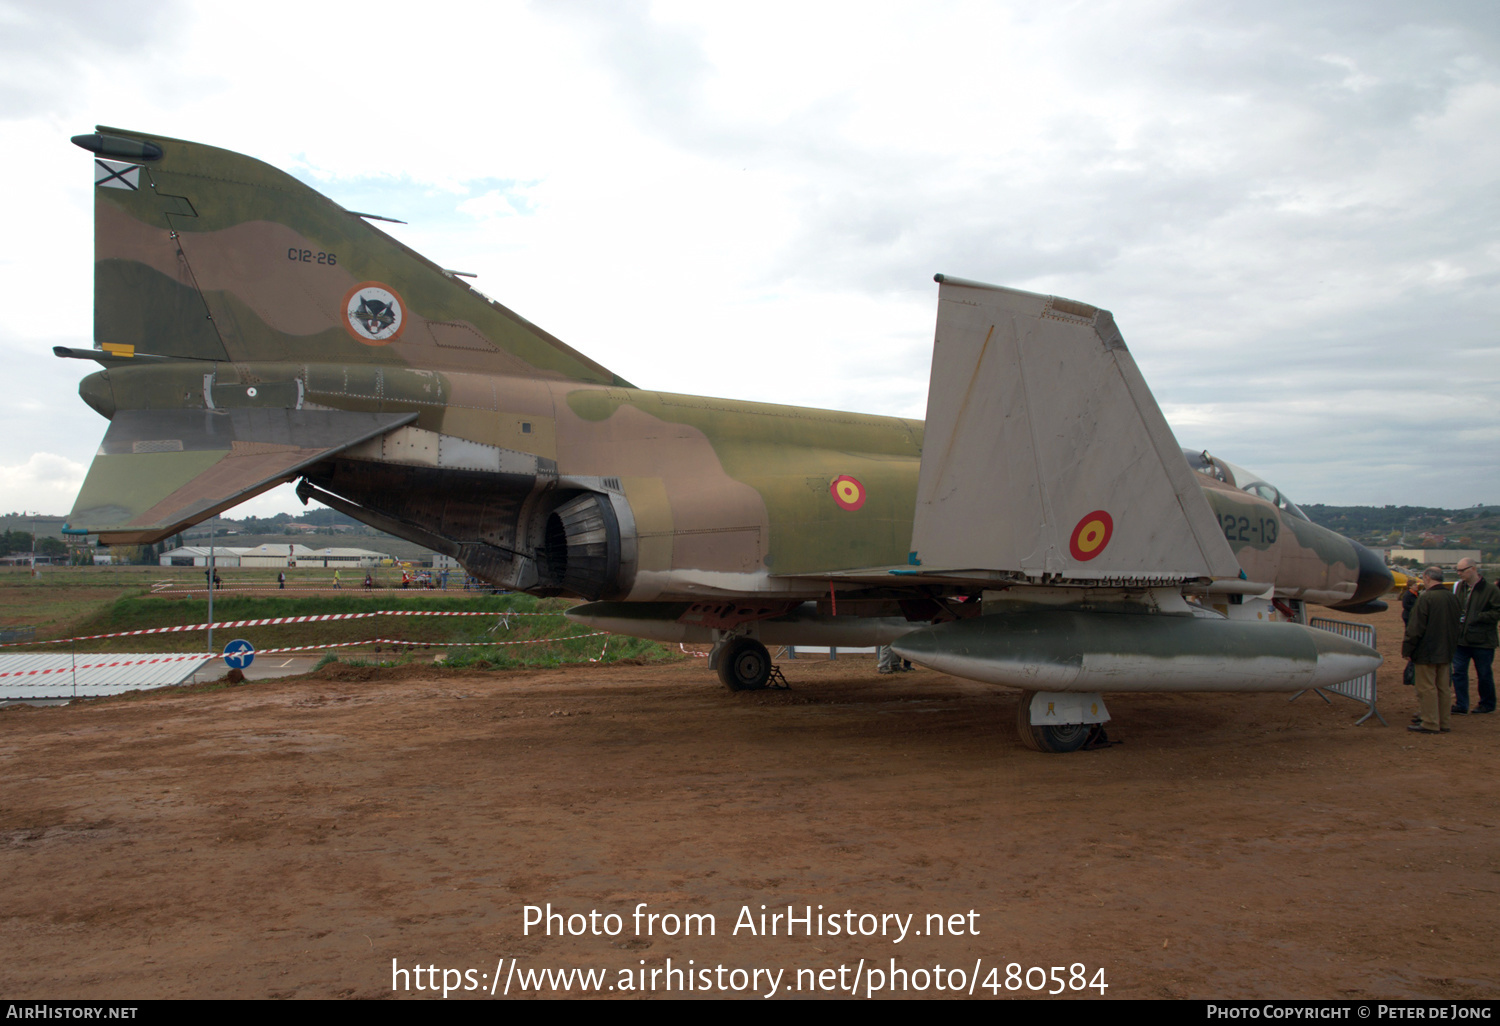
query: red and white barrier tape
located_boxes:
[252,633,610,656]
[0,632,612,678]
[0,609,564,649]
[153,587,503,595]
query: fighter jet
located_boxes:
[62,128,1388,750]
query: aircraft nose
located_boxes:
[1350,542,1393,605]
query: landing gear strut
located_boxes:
[715,637,773,691]
[1015,690,1109,753]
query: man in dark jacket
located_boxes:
[1451,557,1500,714]
[1400,576,1420,625]
[1404,567,1463,734]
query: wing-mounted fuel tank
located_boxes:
[296,425,637,600]
[891,588,1381,693]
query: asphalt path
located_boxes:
[186,655,321,683]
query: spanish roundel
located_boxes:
[830,475,866,511]
[1068,510,1113,561]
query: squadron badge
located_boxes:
[343,282,406,344]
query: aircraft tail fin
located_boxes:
[75,126,629,385]
[910,276,1239,583]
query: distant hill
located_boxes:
[1300,504,1500,561]
[0,515,68,541]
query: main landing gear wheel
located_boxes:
[717,637,772,691]
[1016,690,1094,753]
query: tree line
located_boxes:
[0,530,64,558]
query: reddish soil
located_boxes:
[1,604,1495,1000]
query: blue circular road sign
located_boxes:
[223,639,255,670]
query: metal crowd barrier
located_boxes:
[1292,617,1384,725]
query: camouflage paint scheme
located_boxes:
[65,128,1387,632]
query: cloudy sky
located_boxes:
[1,0,1495,518]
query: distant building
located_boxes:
[157,543,392,568]
[1389,548,1481,567]
[158,546,245,567]
[237,543,316,568]
[295,547,390,568]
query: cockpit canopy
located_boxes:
[1182,449,1309,522]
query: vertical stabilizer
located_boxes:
[911,276,1239,582]
[75,127,629,384]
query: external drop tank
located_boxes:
[892,608,1381,693]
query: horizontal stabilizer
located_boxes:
[911,277,1239,582]
[67,409,416,544]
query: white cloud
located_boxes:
[456,190,522,220]
[0,453,87,516]
[3,0,1497,513]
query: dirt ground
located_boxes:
[1,603,1496,1000]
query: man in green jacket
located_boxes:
[1451,557,1499,715]
[1404,567,1463,734]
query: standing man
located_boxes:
[1400,575,1420,625]
[277,570,286,590]
[1452,557,1499,715]
[333,568,341,589]
[1404,566,1463,734]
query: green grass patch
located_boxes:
[0,570,151,635]
[0,563,483,636]
[2,568,685,667]
[437,632,679,670]
[309,633,680,672]
[39,591,571,653]
[97,589,547,626]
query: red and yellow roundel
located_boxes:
[830,475,866,511]
[1068,510,1113,561]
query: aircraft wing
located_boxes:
[907,276,1240,583]
[67,409,417,544]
